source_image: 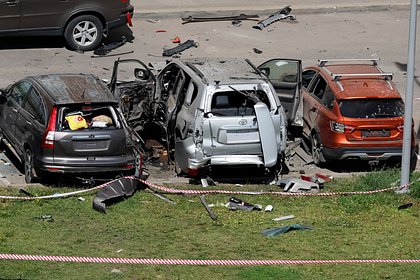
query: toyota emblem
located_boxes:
[239,119,247,125]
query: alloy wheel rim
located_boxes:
[73,21,98,47]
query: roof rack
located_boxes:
[318,58,379,67]
[331,72,393,82]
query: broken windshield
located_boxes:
[339,99,404,119]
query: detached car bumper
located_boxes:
[107,5,134,30]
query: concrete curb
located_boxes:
[134,3,416,19]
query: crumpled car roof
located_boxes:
[33,74,117,104]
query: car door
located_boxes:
[0,81,32,146]
[0,0,20,31]
[20,0,74,30]
[258,59,302,128]
[303,73,328,137]
[16,86,47,156]
[301,69,318,137]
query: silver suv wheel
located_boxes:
[73,20,98,47]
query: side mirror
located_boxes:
[134,68,150,82]
[0,89,6,104]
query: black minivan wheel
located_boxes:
[64,15,103,51]
[24,149,38,183]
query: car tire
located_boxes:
[24,149,38,183]
[311,133,325,166]
[64,15,103,51]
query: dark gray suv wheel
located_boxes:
[64,15,104,51]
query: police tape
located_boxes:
[0,176,418,200]
[0,253,419,265]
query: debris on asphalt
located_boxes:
[253,48,263,54]
[262,224,313,236]
[253,6,296,30]
[181,14,259,24]
[156,29,167,33]
[93,36,130,57]
[172,36,181,43]
[232,20,242,27]
[93,177,140,213]
[272,215,295,221]
[145,19,161,23]
[162,39,197,56]
[199,195,218,221]
[277,178,320,193]
[228,197,262,211]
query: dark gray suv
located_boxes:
[0,74,141,183]
[0,0,134,51]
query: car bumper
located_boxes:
[322,146,410,161]
[36,155,135,173]
[107,6,134,30]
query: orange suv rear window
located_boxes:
[339,99,404,119]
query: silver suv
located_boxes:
[111,58,302,177]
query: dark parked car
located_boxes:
[0,0,134,51]
[0,74,142,183]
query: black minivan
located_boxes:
[0,74,142,183]
[0,0,134,51]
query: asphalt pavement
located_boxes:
[134,0,416,18]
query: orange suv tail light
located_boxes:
[330,121,355,134]
[41,106,58,149]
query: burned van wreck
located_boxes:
[110,58,302,178]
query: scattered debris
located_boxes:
[232,20,242,27]
[182,14,259,24]
[77,197,86,202]
[264,205,273,212]
[398,202,413,210]
[277,178,320,193]
[145,188,176,205]
[272,215,295,221]
[162,39,197,56]
[253,48,263,54]
[262,224,313,236]
[156,29,167,33]
[93,177,139,213]
[228,197,262,211]
[253,6,296,30]
[199,195,218,221]
[35,215,54,222]
[201,177,217,188]
[93,36,130,57]
[172,36,181,43]
[145,19,161,23]
[19,188,34,197]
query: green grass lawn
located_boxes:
[0,169,419,279]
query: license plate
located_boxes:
[226,130,260,143]
[362,130,390,137]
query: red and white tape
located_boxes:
[0,176,417,200]
[0,253,419,266]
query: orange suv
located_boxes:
[302,59,415,165]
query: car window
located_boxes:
[321,86,335,109]
[184,81,198,106]
[10,81,32,106]
[339,99,404,118]
[310,76,327,100]
[23,87,47,125]
[302,70,317,88]
[211,90,269,117]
